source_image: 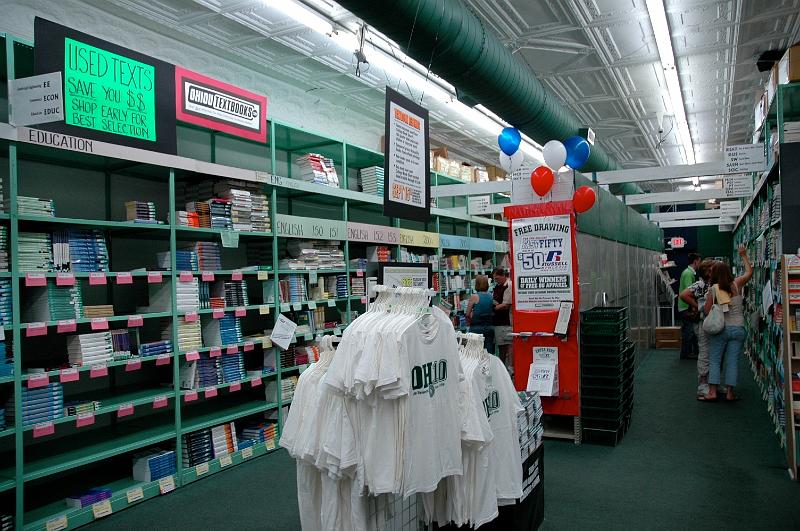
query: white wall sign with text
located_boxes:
[723,175,754,198]
[9,72,63,126]
[724,144,766,174]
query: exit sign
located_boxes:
[669,236,686,249]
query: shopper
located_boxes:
[466,275,494,352]
[679,259,715,397]
[492,268,513,372]
[678,253,701,359]
[701,246,752,402]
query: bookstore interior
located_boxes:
[0,0,798,529]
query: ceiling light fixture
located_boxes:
[694,185,701,192]
[691,177,699,186]
[645,0,695,165]
[264,0,332,35]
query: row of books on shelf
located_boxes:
[178,180,270,232]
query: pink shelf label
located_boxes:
[89,364,108,378]
[179,271,193,282]
[27,373,49,388]
[209,347,222,358]
[117,403,134,418]
[127,315,144,327]
[360,296,367,304]
[56,272,76,286]
[25,273,47,287]
[201,271,215,281]
[125,359,142,372]
[155,354,171,366]
[89,272,107,285]
[250,377,262,387]
[186,351,200,362]
[59,368,79,383]
[26,322,48,337]
[90,318,109,331]
[229,382,241,392]
[117,272,133,285]
[243,342,254,352]
[226,345,238,355]
[152,396,168,409]
[146,271,162,284]
[231,270,243,281]
[234,307,246,317]
[356,269,364,277]
[184,391,198,402]
[33,422,55,438]
[56,319,77,333]
[76,412,95,428]
[204,387,218,399]
[184,312,199,322]
[212,309,224,319]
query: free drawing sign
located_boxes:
[511,214,573,311]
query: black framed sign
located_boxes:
[378,262,433,290]
[383,86,431,222]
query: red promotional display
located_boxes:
[504,200,581,417]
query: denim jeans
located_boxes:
[679,310,698,357]
[708,325,745,386]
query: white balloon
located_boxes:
[499,150,525,174]
[542,140,567,171]
[499,153,512,173]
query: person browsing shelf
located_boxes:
[466,275,494,352]
[492,268,513,372]
[678,253,701,360]
[680,259,716,398]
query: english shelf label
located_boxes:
[347,221,400,245]
[275,214,346,240]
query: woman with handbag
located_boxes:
[680,259,716,398]
[700,245,752,402]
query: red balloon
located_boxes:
[530,166,555,197]
[573,185,597,213]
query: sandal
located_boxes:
[724,395,741,402]
[697,394,717,402]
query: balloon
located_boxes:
[542,140,567,171]
[564,135,591,169]
[530,166,554,197]
[573,185,597,213]
[498,127,522,156]
[499,150,524,173]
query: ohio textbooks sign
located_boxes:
[511,215,573,311]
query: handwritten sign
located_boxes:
[275,214,346,240]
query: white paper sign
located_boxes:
[511,161,541,205]
[468,195,491,215]
[723,175,754,197]
[526,361,559,396]
[10,72,63,126]
[554,301,573,334]
[512,215,573,310]
[762,280,774,314]
[270,314,298,350]
[724,144,766,174]
[533,346,558,362]
[382,266,429,289]
[719,201,742,218]
[550,170,575,202]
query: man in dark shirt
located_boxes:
[492,268,513,373]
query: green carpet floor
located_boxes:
[84,349,799,530]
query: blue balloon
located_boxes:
[564,135,591,169]
[498,127,522,156]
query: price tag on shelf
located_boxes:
[229,381,241,392]
[292,303,302,311]
[308,271,318,285]
[126,359,142,372]
[179,271,193,282]
[56,272,75,286]
[220,231,240,249]
[117,272,134,285]
[33,421,55,438]
[128,314,144,327]
[59,368,79,383]
[90,317,109,331]
[307,301,317,309]
[261,338,272,349]
[184,390,198,402]
[195,462,209,476]
[226,345,238,355]
[360,297,367,304]
[76,412,95,428]
[89,364,108,379]
[280,304,290,313]
[158,476,175,494]
[201,271,215,282]
[27,373,49,388]
[243,342,254,352]
[327,299,336,307]
[241,447,253,459]
[250,377,262,387]
[56,319,76,333]
[117,403,135,418]
[334,328,342,337]
[26,322,48,337]
[146,271,162,284]
[259,305,270,315]
[266,439,276,451]
[303,332,313,341]
[204,387,218,399]
[209,347,222,358]
[92,499,113,519]
[186,351,200,361]
[155,354,171,366]
[257,270,269,281]
[25,272,46,287]
[212,308,224,319]
[184,312,199,322]
[219,455,233,468]
[231,270,243,281]
[234,307,247,317]
[89,272,107,285]
[152,395,168,409]
[356,269,364,277]
[126,487,144,504]
[45,515,68,531]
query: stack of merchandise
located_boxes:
[295,153,339,188]
[0,409,6,431]
[0,280,11,327]
[132,449,176,482]
[185,201,211,229]
[0,226,8,271]
[322,275,348,299]
[180,354,220,389]
[139,340,173,359]
[66,488,112,509]
[202,313,243,346]
[83,305,114,318]
[176,277,200,312]
[18,196,55,217]
[285,240,345,270]
[110,329,133,360]
[357,166,384,196]
[279,275,307,304]
[442,254,467,271]
[0,514,9,531]
[53,229,110,272]
[187,242,221,271]
[0,341,12,378]
[280,346,317,369]
[280,376,298,401]
[784,121,800,143]
[216,187,253,232]
[211,422,239,458]
[158,249,197,272]
[209,199,232,230]
[67,332,114,366]
[64,399,100,417]
[6,382,64,427]
[444,274,467,292]
[19,232,53,271]
[240,422,277,447]
[224,280,249,307]
[580,306,634,446]
[350,276,365,298]
[515,391,545,513]
[22,281,84,321]
[311,307,328,331]
[770,183,781,226]
[219,352,245,383]
[125,201,159,224]
[432,274,440,292]
[366,246,391,262]
[168,319,203,353]
[399,248,437,264]
[349,257,368,270]
[517,392,544,459]
[176,210,200,228]
[182,429,214,467]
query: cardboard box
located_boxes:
[778,44,800,85]
[432,146,449,160]
[656,339,681,350]
[433,156,449,175]
[656,326,681,340]
[486,165,506,181]
[459,164,474,182]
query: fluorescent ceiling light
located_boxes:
[264,0,332,35]
[645,0,695,165]
[691,177,699,186]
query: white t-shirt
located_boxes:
[486,355,523,502]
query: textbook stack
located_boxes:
[138,340,173,359]
[6,382,64,427]
[211,422,239,458]
[358,166,384,197]
[132,449,177,482]
[125,200,159,223]
[18,232,53,271]
[66,488,112,509]
[53,229,109,272]
[295,154,339,188]
[0,226,8,272]
[240,422,277,447]
[182,429,213,467]
[17,196,55,217]
[67,332,114,367]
